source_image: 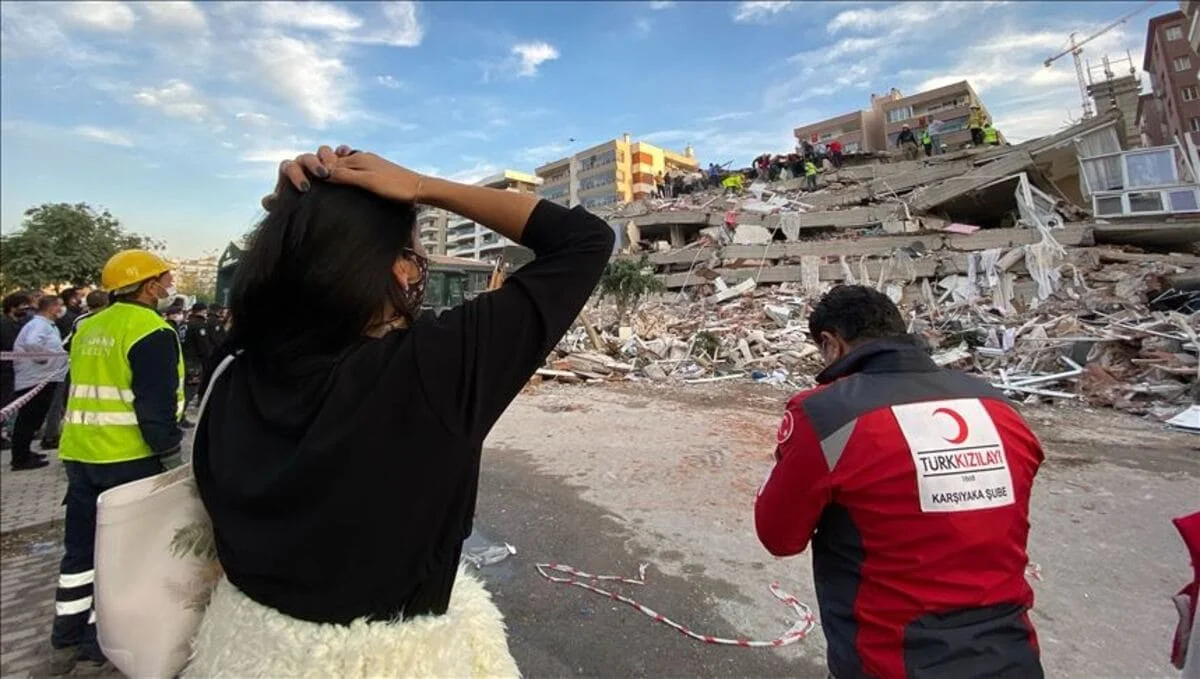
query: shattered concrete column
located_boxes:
[669,224,686,249]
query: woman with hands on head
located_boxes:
[186,146,614,677]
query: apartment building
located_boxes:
[533,134,698,210]
[792,109,878,153]
[1143,10,1200,146]
[793,81,994,153]
[423,170,542,263]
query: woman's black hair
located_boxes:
[227,181,417,380]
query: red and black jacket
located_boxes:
[755,336,1044,679]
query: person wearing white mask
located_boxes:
[49,250,186,675]
[9,295,70,471]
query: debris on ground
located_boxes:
[534,110,1200,418]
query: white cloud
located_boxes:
[516,142,570,164]
[733,1,792,23]
[257,0,423,47]
[259,1,361,31]
[377,75,405,89]
[827,1,994,34]
[133,80,211,122]
[140,1,206,30]
[59,1,137,32]
[703,111,753,122]
[249,35,352,128]
[512,42,559,77]
[235,112,272,126]
[633,17,653,38]
[648,1,674,8]
[349,1,423,47]
[239,147,309,164]
[447,161,501,184]
[73,125,134,147]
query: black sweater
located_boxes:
[193,200,614,624]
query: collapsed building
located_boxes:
[542,110,1199,421]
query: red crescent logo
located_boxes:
[932,407,969,444]
[777,412,795,444]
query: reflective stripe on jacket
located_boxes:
[60,303,184,464]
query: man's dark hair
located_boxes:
[2,292,31,314]
[85,290,109,310]
[37,296,62,313]
[808,285,906,344]
[192,302,208,312]
[60,287,80,305]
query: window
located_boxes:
[1184,86,1198,101]
[1166,25,1184,41]
[1175,55,1192,72]
[1191,117,1200,132]
[1125,149,1178,188]
[1094,195,1123,216]
[886,106,913,124]
[1128,191,1164,213]
[1168,188,1200,211]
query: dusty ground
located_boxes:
[480,380,1199,679]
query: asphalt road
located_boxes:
[472,450,825,678]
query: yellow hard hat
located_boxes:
[102,250,172,291]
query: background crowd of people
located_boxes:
[0,286,228,469]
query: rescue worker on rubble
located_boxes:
[804,158,819,191]
[185,145,614,675]
[920,127,933,157]
[896,124,920,161]
[50,250,185,675]
[969,105,986,146]
[755,284,1044,679]
[983,121,1001,146]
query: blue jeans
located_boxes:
[52,457,164,660]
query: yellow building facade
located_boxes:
[534,134,698,209]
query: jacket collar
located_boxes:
[815,334,937,385]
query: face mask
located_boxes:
[400,249,429,316]
[55,307,67,319]
[153,281,178,311]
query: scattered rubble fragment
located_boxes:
[536,110,1200,419]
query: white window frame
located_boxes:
[1167,24,1184,41]
[1092,185,1200,217]
[1080,145,1182,195]
[1184,86,1199,101]
[886,106,913,124]
[1192,117,1200,132]
[1175,55,1193,72]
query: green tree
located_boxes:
[0,203,160,291]
[597,256,665,323]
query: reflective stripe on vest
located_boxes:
[59,302,185,464]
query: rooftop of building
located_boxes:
[476,169,543,188]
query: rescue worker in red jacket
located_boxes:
[755,285,1044,679]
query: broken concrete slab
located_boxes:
[908,151,1039,212]
[732,223,772,245]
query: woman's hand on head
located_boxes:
[260,145,357,211]
[325,152,425,204]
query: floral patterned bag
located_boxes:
[94,353,236,679]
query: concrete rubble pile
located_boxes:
[535,110,1200,417]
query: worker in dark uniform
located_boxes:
[181,302,214,411]
[755,284,1044,679]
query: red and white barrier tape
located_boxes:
[0,381,50,423]
[0,351,68,361]
[535,560,1044,649]
[535,562,815,648]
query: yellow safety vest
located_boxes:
[805,162,818,177]
[59,302,185,464]
[921,131,932,145]
[983,126,999,144]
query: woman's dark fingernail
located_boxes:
[314,166,330,178]
[299,180,311,192]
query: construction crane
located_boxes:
[1043,1,1158,120]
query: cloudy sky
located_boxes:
[0,0,1159,257]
